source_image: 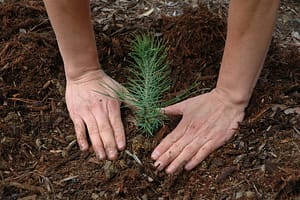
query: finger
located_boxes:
[153,139,185,171]
[72,116,89,151]
[184,140,218,171]
[93,102,118,160]
[156,123,209,172]
[83,113,106,160]
[151,116,207,161]
[108,99,126,150]
[162,101,185,115]
[165,136,206,174]
[151,119,187,160]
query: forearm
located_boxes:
[216,0,279,106]
[43,0,100,80]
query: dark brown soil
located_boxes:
[0,1,299,200]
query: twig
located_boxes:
[29,19,49,32]
[60,175,78,183]
[6,97,51,111]
[44,151,81,176]
[1,181,45,194]
[293,126,300,136]
[26,105,50,111]
[125,150,143,166]
[198,75,217,81]
[248,105,272,123]
[252,183,262,197]
[221,180,245,192]
[7,97,35,104]
[66,140,77,152]
[0,63,10,72]
[292,141,300,153]
[41,175,53,193]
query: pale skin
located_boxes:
[43,0,280,173]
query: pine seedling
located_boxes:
[101,34,197,136]
[119,35,171,136]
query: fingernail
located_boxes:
[166,165,176,174]
[151,150,160,160]
[108,149,117,160]
[184,164,192,171]
[79,144,84,151]
[154,161,163,171]
[117,141,125,150]
[98,152,106,160]
[79,144,87,151]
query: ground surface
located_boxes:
[0,0,299,199]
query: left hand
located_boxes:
[65,69,126,160]
[151,89,246,174]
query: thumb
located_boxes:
[162,101,186,115]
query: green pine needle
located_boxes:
[101,34,200,136]
[121,35,170,136]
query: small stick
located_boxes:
[248,105,272,123]
[293,126,300,136]
[125,150,143,166]
[44,151,81,176]
[60,175,78,183]
[27,105,50,111]
[2,181,45,194]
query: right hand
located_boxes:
[151,88,246,173]
[65,69,125,160]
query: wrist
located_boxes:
[65,66,105,83]
[213,87,250,109]
[63,51,101,81]
[65,65,100,82]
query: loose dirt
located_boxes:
[0,1,299,199]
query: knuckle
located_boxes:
[103,141,116,150]
[90,99,101,108]
[73,122,86,136]
[184,145,196,155]
[88,125,99,135]
[73,119,84,129]
[113,126,124,135]
[101,125,113,134]
[185,122,200,136]
[109,99,120,108]
[115,133,125,142]
[93,143,104,152]
[74,125,84,136]
[201,144,213,154]
[76,133,86,143]
[167,134,178,144]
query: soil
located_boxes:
[0,0,299,199]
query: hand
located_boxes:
[65,69,125,160]
[151,88,246,174]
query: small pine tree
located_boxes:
[101,34,197,136]
[124,35,171,135]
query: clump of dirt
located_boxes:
[0,1,46,40]
[0,1,62,117]
[158,7,226,95]
[162,7,225,65]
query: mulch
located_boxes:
[0,1,299,199]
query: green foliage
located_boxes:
[120,35,170,136]
[102,34,198,136]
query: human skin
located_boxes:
[152,0,280,173]
[43,0,280,173]
[43,0,126,160]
